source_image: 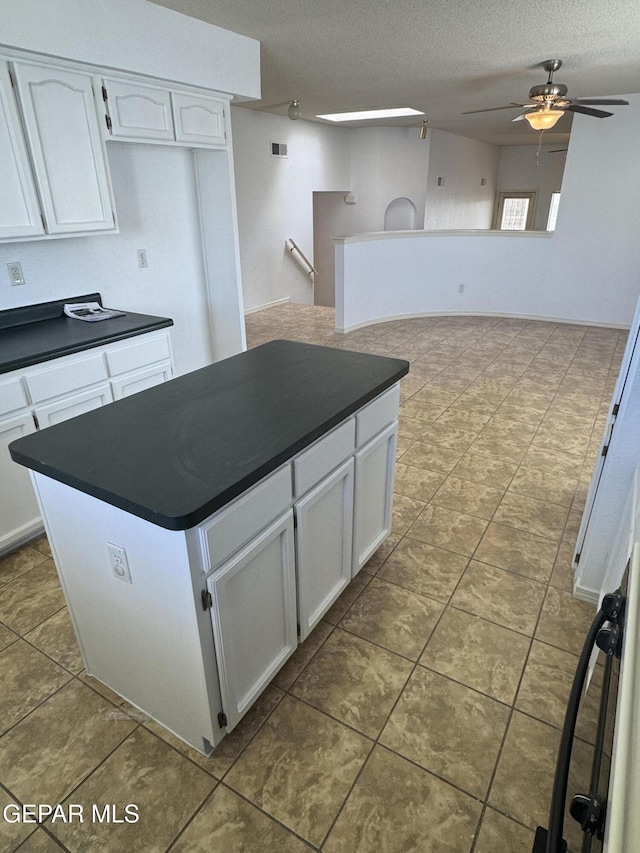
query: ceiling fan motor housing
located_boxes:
[529,82,569,105]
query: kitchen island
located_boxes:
[9,340,409,754]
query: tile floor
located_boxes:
[0,304,627,852]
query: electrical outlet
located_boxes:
[108,542,132,583]
[136,249,148,268]
[458,283,465,293]
[7,262,25,285]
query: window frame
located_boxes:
[493,191,537,231]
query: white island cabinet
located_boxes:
[11,341,407,755]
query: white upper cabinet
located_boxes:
[12,62,115,234]
[0,62,44,239]
[172,92,226,146]
[103,79,174,141]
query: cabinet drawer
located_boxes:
[106,334,171,377]
[26,353,108,403]
[199,466,292,572]
[0,376,28,417]
[111,362,172,399]
[293,418,355,497]
[34,383,112,428]
[356,383,400,447]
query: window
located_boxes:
[494,191,536,231]
[547,192,561,231]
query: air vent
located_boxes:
[271,142,288,158]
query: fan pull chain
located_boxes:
[536,131,544,166]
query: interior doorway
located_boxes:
[312,191,351,307]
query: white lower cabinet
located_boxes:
[34,384,113,428]
[0,413,40,547]
[295,458,354,641]
[206,511,297,730]
[353,420,398,575]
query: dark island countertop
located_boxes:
[0,293,173,375]
[9,340,409,530]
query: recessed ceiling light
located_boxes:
[316,107,425,122]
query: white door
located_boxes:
[207,511,296,731]
[34,384,113,429]
[172,93,226,146]
[12,62,115,234]
[353,421,397,575]
[103,79,174,141]
[111,362,173,399]
[0,62,43,239]
[295,459,354,641]
[0,413,41,551]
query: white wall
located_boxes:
[0,144,213,375]
[423,129,500,230]
[231,108,351,310]
[497,144,566,231]
[336,94,640,330]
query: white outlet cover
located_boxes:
[108,542,132,583]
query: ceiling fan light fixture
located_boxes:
[524,109,564,130]
[288,100,301,120]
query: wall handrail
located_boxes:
[285,238,318,277]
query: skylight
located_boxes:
[316,107,425,122]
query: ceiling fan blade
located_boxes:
[564,104,614,118]
[462,103,529,114]
[549,148,568,153]
[573,98,629,106]
[511,112,530,122]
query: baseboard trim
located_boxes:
[244,298,291,315]
[573,584,600,605]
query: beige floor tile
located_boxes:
[450,451,518,490]
[562,508,584,546]
[13,828,65,851]
[516,640,601,743]
[414,422,477,452]
[549,541,576,592]
[169,785,309,852]
[451,561,546,636]
[323,746,481,853]
[0,621,18,652]
[380,667,509,799]
[398,439,462,474]
[434,406,492,432]
[0,640,71,736]
[520,445,585,479]
[79,672,128,707]
[469,434,527,464]
[408,504,488,557]
[432,476,504,520]
[274,621,333,690]
[493,492,569,542]
[340,577,443,659]
[0,679,136,805]
[0,544,49,588]
[290,628,412,737]
[508,467,578,509]
[473,808,534,853]
[52,728,215,853]
[535,587,596,656]
[393,463,444,502]
[0,787,38,850]
[225,695,371,847]
[323,572,371,625]
[24,607,84,674]
[362,533,401,572]
[30,533,53,558]
[378,537,468,601]
[474,522,558,582]
[0,559,66,635]
[390,493,426,535]
[421,608,530,704]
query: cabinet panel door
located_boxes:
[111,362,173,399]
[104,79,174,141]
[13,63,115,234]
[0,62,43,239]
[353,421,397,575]
[295,459,354,641]
[207,511,296,731]
[34,384,113,429]
[172,93,226,146]
[0,413,40,551]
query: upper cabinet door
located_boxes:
[103,79,175,141]
[0,62,44,239]
[172,93,226,146]
[12,63,115,234]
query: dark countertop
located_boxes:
[10,340,409,530]
[0,293,173,375]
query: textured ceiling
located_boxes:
[151,0,640,146]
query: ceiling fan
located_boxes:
[463,60,629,130]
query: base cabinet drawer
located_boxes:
[206,511,297,731]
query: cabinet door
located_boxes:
[353,421,397,575]
[172,93,226,146]
[111,362,173,399]
[34,384,113,429]
[207,511,296,731]
[12,63,115,234]
[104,79,174,141]
[0,413,41,551]
[0,62,44,239]
[295,459,354,641]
